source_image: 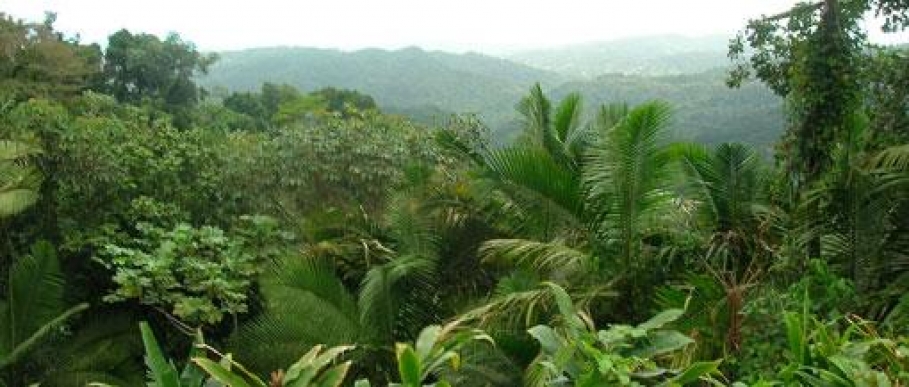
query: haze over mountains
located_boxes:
[505,35,732,78]
[200,35,784,149]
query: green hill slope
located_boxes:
[201,43,784,149]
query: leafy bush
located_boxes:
[96,213,284,325]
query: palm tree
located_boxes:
[584,101,675,270]
[676,142,771,352]
[463,85,678,326]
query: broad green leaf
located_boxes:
[637,309,684,331]
[665,360,722,385]
[311,361,351,387]
[528,325,563,355]
[395,343,422,385]
[630,330,694,358]
[415,325,441,360]
[192,357,261,387]
[139,322,181,387]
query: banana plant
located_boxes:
[193,344,354,387]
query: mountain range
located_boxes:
[200,35,784,149]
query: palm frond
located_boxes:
[516,83,551,147]
[593,102,629,132]
[459,281,613,330]
[384,190,439,259]
[358,254,438,343]
[870,143,909,171]
[231,257,361,374]
[483,146,582,220]
[548,93,584,171]
[479,238,591,278]
[0,139,42,218]
[37,312,144,387]
[1,242,66,355]
[552,93,582,144]
[678,142,764,238]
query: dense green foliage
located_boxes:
[0,5,908,387]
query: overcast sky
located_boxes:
[2,0,906,52]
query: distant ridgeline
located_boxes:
[199,35,784,150]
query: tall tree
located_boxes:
[0,12,100,101]
[100,30,217,128]
[729,0,907,258]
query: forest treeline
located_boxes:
[1,2,909,386]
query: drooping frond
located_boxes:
[459,279,614,330]
[483,146,582,220]
[479,238,591,278]
[871,143,909,171]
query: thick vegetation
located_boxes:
[0,3,908,386]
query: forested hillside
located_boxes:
[200,46,563,133]
[202,43,784,147]
[2,2,909,386]
[553,70,784,150]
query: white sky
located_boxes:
[1,0,906,52]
